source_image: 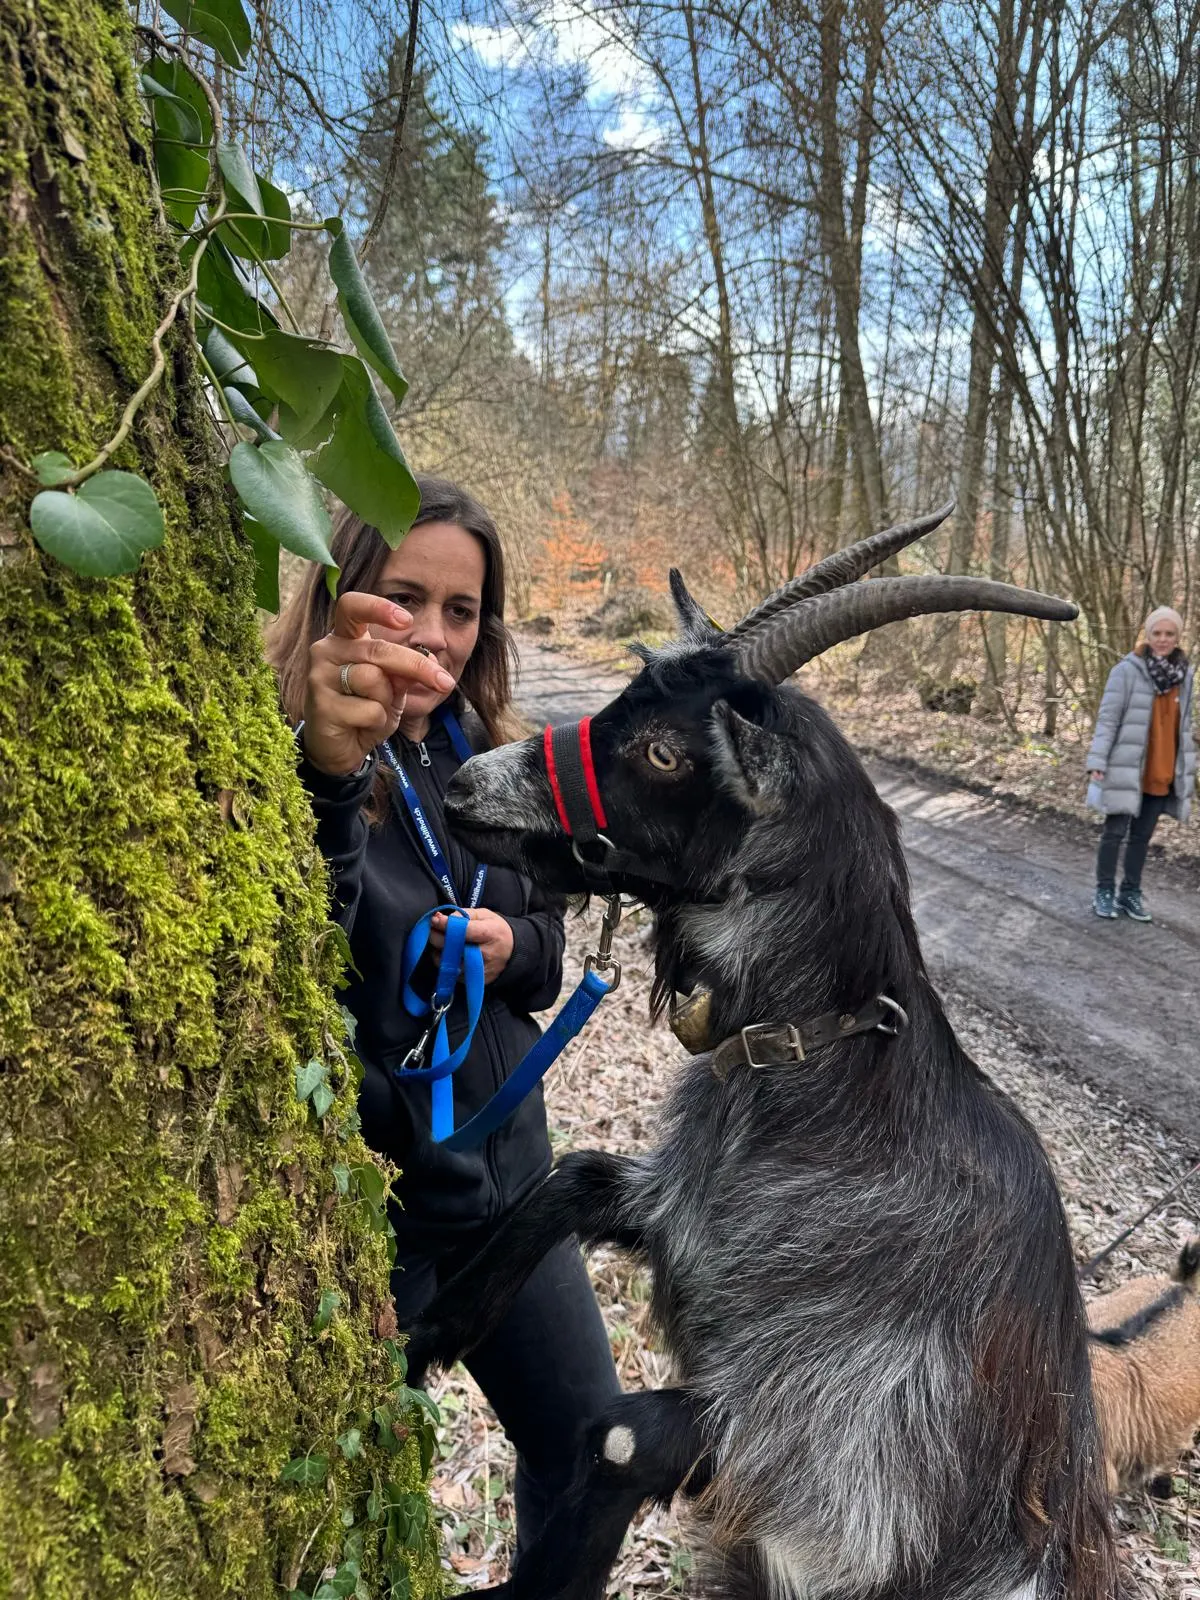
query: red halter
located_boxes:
[544,717,607,839]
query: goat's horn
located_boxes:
[728,500,956,639]
[732,575,1078,684]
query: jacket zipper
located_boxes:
[417,740,431,767]
[478,1005,507,1218]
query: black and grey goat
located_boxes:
[407,505,1118,1600]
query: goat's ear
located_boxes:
[710,700,792,813]
[669,568,721,644]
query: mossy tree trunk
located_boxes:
[0,2,436,1595]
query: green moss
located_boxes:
[0,0,437,1595]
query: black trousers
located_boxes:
[391,1227,620,1561]
[1096,792,1171,891]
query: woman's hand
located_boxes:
[429,909,515,985]
[302,592,456,777]
[1088,769,1105,780]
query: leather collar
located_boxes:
[709,995,907,1081]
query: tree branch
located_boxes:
[357,0,420,268]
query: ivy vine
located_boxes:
[20,0,419,600]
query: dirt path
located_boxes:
[515,636,1200,1142]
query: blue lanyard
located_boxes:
[384,708,488,1139]
[380,708,487,910]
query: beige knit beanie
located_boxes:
[1144,605,1184,638]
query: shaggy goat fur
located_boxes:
[1089,1239,1200,1494]
[407,636,1117,1600]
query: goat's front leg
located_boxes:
[474,1388,711,1600]
[405,1149,645,1382]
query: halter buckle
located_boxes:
[740,1021,804,1067]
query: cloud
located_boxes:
[451,21,534,71]
[601,106,664,150]
[452,3,661,133]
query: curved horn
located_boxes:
[728,500,956,639]
[732,575,1078,684]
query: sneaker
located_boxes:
[1118,888,1152,922]
[1093,887,1118,919]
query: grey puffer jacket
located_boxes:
[1086,650,1196,822]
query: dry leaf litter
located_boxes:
[426,907,1200,1598]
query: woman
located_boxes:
[1087,605,1195,922]
[269,476,619,1557]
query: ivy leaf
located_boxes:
[312,1288,340,1333]
[310,1080,336,1119]
[31,451,74,486]
[336,1426,363,1459]
[142,56,213,145]
[253,332,344,440]
[373,1404,404,1456]
[332,1162,351,1196]
[140,74,205,146]
[192,239,278,336]
[327,923,362,982]
[218,144,293,261]
[30,472,164,577]
[351,1162,385,1210]
[217,142,262,215]
[279,1453,329,1486]
[202,325,259,394]
[314,1565,360,1600]
[159,0,250,68]
[224,386,280,445]
[402,1387,440,1424]
[142,67,211,227]
[309,359,420,546]
[327,223,409,404]
[244,515,280,611]
[228,440,335,569]
[295,1059,326,1102]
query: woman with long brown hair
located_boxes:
[269,475,618,1562]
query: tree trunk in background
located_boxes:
[682,0,752,574]
[818,0,887,535]
[0,2,433,1595]
[942,0,1028,677]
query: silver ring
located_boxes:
[339,662,357,697]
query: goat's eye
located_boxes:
[646,741,679,773]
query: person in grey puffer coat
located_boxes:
[1087,605,1195,922]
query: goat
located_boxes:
[406,504,1118,1600]
[1089,1238,1200,1495]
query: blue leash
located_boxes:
[383,709,620,1150]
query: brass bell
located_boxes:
[669,986,714,1055]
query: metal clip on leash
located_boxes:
[584,893,624,994]
[399,994,454,1073]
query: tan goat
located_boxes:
[1088,1239,1200,1494]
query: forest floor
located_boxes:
[425,621,1200,1597]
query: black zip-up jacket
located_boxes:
[299,713,565,1246]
